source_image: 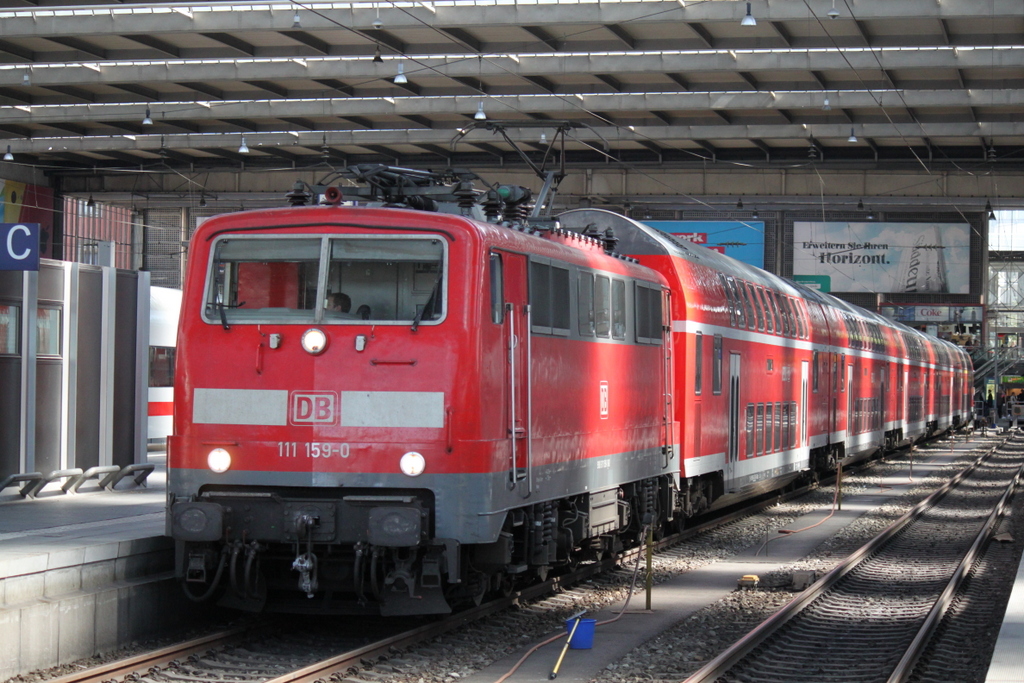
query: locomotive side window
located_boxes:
[205,238,321,323]
[726,277,745,328]
[327,238,444,323]
[530,262,570,336]
[489,253,504,324]
[694,332,703,395]
[718,273,736,326]
[578,272,595,336]
[612,279,626,340]
[594,275,611,337]
[635,283,663,345]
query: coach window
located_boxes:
[612,279,626,340]
[767,291,781,334]
[727,277,745,328]
[782,403,790,450]
[748,284,764,331]
[755,404,764,455]
[489,253,503,324]
[150,347,175,387]
[812,350,820,392]
[713,334,723,394]
[765,403,774,452]
[774,402,782,452]
[595,275,611,337]
[695,332,703,395]
[795,300,807,338]
[719,274,736,326]
[758,288,774,333]
[775,292,790,336]
[746,404,755,456]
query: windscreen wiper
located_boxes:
[411,272,443,333]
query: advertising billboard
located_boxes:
[793,222,971,294]
[644,221,765,269]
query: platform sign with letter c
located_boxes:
[0,223,40,271]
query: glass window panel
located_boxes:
[595,275,610,337]
[0,304,19,354]
[551,266,571,333]
[694,332,703,395]
[531,262,551,329]
[149,346,176,387]
[329,237,444,323]
[713,334,723,395]
[611,279,626,340]
[36,307,62,356]
[489,253,503,324]
[578,272,595,336]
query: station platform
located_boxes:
[462,435,998,683]
[0,455,205,681]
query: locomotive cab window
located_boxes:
[489,253,503,324]
[635,283,663,345]
[203,236,446,325]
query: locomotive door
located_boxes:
[503,253,532,495]
[727,353,741,481]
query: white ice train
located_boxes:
[148,286,182,447]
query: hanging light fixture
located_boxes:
[142,106,153,126]
[827,0,839,19]
[847,127,857,143]
[3,145,13,162]
[857,198,864,210]
[292,8,301,28]
[986,200,996,221]
[741,2,757,26]
[238,136,250,154]
[22,71,31,86]
[199,193,207,208]
[474,101,487,120]
[86,195,95,208]
[539,132,548,144]
[751,208,759,219]
[372,45,383,63]
[822,96,831,111]
[394,62,408,85]
[736,197,744,210]
[866,209,875,220]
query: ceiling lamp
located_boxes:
[86,195,95,208]
[292,9,301,28]
[857,198,864,210]
[142,106,153,126]
[986,200,996,221]
[751,208,759,219]
[822,96,831,111]
[736,198,744,210]
[238,136,250,154]
[199,193,207,208]
[474,101,487,120]
[847,128,857,143]
[539,132,548,144]
[22,71,30,86]
[373,45,383,63]
[3,145,13,162]
[394,62,408,85]
[741,2,757,26]
[866,209,875,220]
[827,0,840,18]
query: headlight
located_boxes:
[399,451,425,477]
[301,328,328,355]
[207,448,232,473]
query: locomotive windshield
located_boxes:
[203,235,446,325]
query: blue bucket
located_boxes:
[565,618,596,649]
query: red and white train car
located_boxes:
[167,182,972,615]
[563,209,973,512]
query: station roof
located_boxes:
[0,0,1021,175]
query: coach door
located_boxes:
[502,253,532,495]
[801,360,809,447]
[727,353,741,482]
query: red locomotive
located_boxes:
[167,166,973,615]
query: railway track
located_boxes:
[683,435,1023,683]
[41,432,990,683]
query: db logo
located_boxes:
[290,391,338,425]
